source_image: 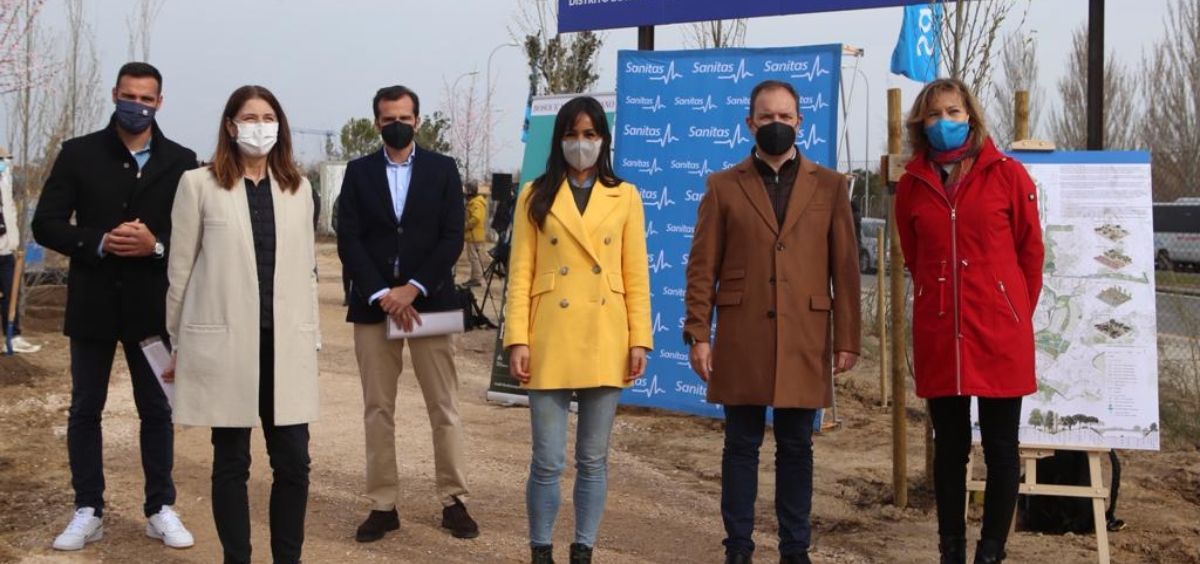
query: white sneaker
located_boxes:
[145,505,194,549]
[10,336,40,353]
[52,507,103,551]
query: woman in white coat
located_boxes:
[164,85,319,564]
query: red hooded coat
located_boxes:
[894,138,1045,399]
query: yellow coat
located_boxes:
[503,179,653,389]
[465,195,488,243]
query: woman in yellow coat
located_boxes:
[504,96,652,564]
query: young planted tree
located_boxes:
[126,0,165,62]
[937,0,1027,96]
[990,30,1042,148]
[1139,0,1199,203]
[511,0,602,96]
[684,19,747,49]
[1048,26,1139,151]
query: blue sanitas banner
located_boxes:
[614,45,841,417]
[890,4,942,83]
[559,0,927,33]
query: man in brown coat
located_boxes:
[684,80,861,564]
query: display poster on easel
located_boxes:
[973,151,1160,451]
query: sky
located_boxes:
[3,0,1174,178]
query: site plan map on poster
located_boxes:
[1001,152,1160,450]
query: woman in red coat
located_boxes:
[895,78,1044,564]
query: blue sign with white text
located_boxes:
[559,0,927,33]
[614,46,841,417]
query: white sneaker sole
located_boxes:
[145,524,194,549]
[52,527,103,551]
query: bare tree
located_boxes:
[684,19,747,49]
[938,0,1025,96]
[511,0,602,95]
[1140,0,1199,203]
[0,0,49,94]
[126,0,165,62]
[1049,25,1139,151]
[990,30,1043,148]
[61,0,102,139]
[5,0,100,234]
[445,73,493,183]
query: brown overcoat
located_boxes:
[684,155,861,408]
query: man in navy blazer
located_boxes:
[336,85,479,542]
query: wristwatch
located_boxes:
[153,239,165,258]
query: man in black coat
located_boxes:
[336,85,478,542]
[33,62,197,552]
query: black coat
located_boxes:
[32,118,197,342]
[336,147,465,323]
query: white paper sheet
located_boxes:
[140,337,175,409]
[387,310,465,340]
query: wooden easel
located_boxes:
[966,444,1112,563]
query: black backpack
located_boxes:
[1018,450,1123,534]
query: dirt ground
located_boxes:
[1,241,1197,563]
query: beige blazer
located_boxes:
[166,167,320,427]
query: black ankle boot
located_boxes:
[569,543,593,563]
[939,535,966,564]
[973,538,1006,563]
[531,544,554,564]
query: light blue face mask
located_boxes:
[924,119,970,152]
[0,161,8,173]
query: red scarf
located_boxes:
[928,145,975,201]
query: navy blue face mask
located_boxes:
[115,99,156,134]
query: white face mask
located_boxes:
[235,122,279,157]
[562,138,603,171]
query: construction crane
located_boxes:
[292,127,337,160]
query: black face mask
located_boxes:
[755,121,796,156]
[381,121,415,151]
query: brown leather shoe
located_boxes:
[441,496,479,539]
[355,509,399,543]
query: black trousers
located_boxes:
[67,337,175,517]
[0,254,20,335]
[928,396,1023,543]
[211,329,310,564]
[721,406,816,557]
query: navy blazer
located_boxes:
[336,146,465,323]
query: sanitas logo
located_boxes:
[711,124,752,149]
[660,286,686,298]
[623,123,680,148]
[796,123,827,150]
[648,250,673,274]
[658,349,690,366]
[726,95,751,107]
[629,374,667,399]
[674,94,719,113]
[652,313,672,333]
[799,92,830,113]
[675,380,707,398]
[779,55,831,82]
[624,59,682,84]
[690,58,754,83]
[644,220,660,237]
[641,186,677,211]
[666,223,694,238]
[640,95,666,113]
[638,158,663,176]
[685,189,704,202]
[670,158,713,177]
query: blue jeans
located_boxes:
[721,405,816,557]
[527,387,622,548]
